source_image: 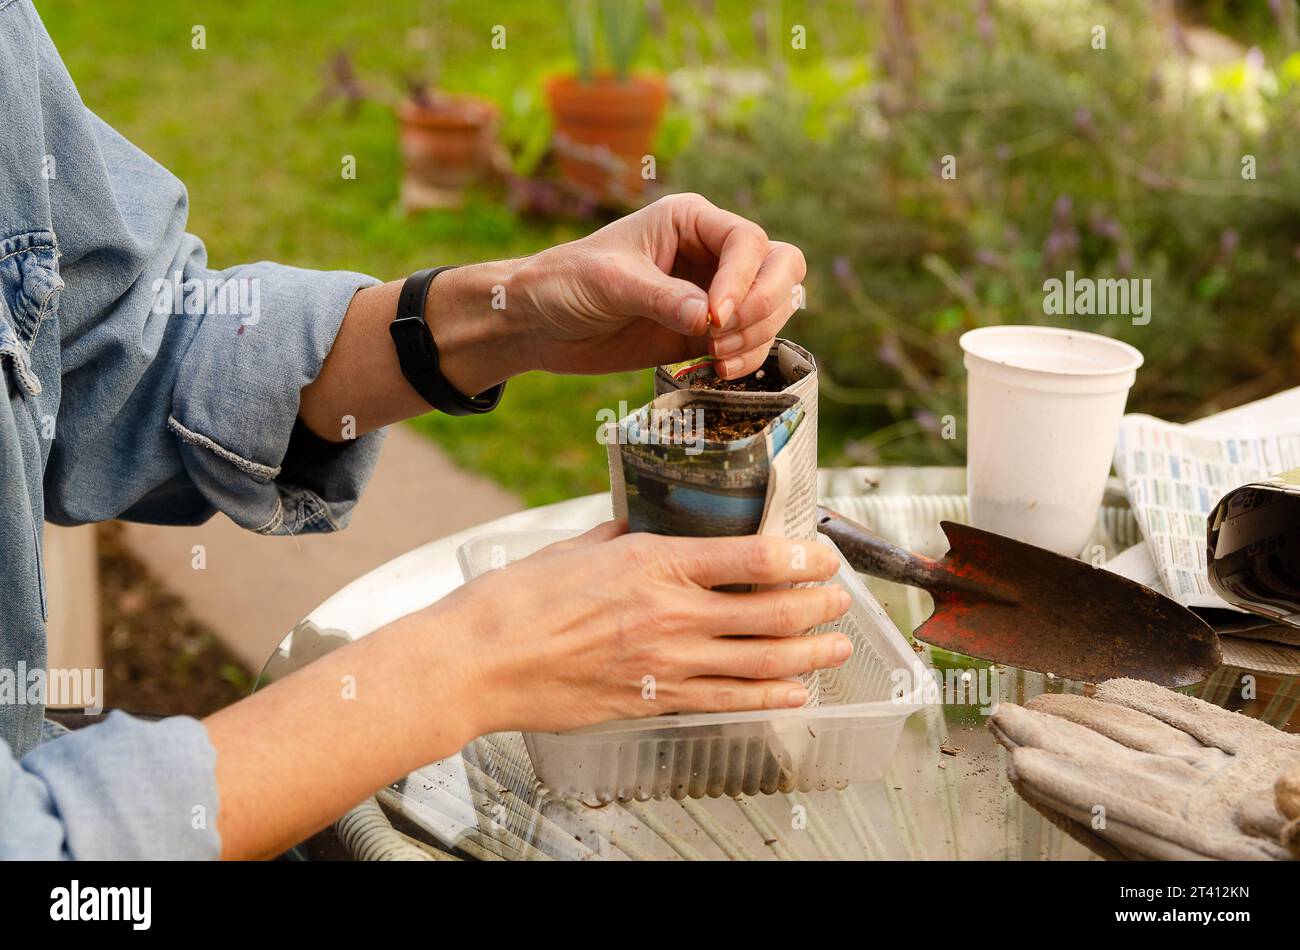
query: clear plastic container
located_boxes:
[457,530,931,804]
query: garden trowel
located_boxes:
[816,507,1221,687]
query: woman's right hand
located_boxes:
[419,520,854,738]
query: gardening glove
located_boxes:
[987,678,1300,861]
[1280,764,1300,854]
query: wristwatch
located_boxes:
[388,265,505,416]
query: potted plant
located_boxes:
[545,0,667,206]
[396,77,501,210]
[314,34,502,212]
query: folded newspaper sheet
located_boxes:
[1113,392,1300,610]
[1111,388,1300,672]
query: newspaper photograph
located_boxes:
[1206,469,1300,627]
[616,388,804,537]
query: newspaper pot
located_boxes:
[544,72,667,205]
[609,340,820,543]
[397,94,499,210]
[609,340,821,705]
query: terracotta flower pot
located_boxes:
[544,72,667,206]
[397,95,499,210]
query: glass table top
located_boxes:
[255,487,1300,861]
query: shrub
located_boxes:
[671,0,1300,465]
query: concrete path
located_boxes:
[120,426,522,672]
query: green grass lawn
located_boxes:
[38,0,870,505]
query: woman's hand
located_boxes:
[206,521,850,857]
[508,192,808,380]
[421,521,852,736]
[302,193,805,439]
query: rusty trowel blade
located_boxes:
[916,521,1222,687]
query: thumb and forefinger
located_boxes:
[616,194,776,340]
[609,260,713,336]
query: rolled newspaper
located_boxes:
[1207,468,1300,630]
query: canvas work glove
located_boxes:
[988,678,1300,860]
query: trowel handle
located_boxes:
[816,506,947,594]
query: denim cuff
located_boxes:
[21,712,221,860]
[166,263,385,535]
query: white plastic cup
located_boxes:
[959,326,1143,555]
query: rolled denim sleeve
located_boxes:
[1,713,220,860]
[162,259,385,535]
[14,5,386,535]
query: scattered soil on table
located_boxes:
[95,521,253,717]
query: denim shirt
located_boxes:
[1,0,384,857]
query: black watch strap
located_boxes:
[389,265,505,416]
